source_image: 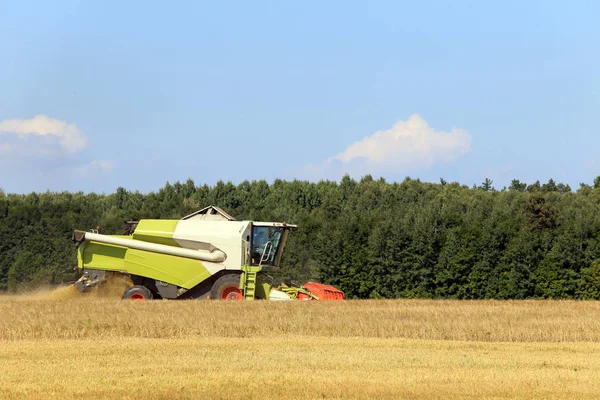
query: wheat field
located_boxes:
[1,290,600,399]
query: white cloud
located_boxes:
[298,114,472,179]
[77,160,115,177]
[332,114,471,168]
[0,114,87,153]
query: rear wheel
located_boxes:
[122,285,154,300]
[210,274,243,300]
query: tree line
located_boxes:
[1,175,600,299]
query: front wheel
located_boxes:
[210,274,243,300]
[122,285,154,300]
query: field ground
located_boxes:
[1,293,600,399]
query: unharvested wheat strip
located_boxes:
[1,299,600,342]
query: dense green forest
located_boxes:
[2,176,600,299]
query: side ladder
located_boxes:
[241,265,261,300]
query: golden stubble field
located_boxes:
[1,290,600,399]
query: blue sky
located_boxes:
[0,0,598,193]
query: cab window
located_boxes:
[251,226,283,266]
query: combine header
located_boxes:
[72,206,344,301]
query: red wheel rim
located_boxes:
[130,293,146,300]
[221,286,243,300]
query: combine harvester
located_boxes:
[72,206,344,301]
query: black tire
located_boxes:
[122,285,154,300]
[210,274,243,300]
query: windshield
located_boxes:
[251,226,285,266]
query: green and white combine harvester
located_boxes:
[72,206,344,301]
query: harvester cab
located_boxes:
[72,206,344,301]
[250,223,289,267]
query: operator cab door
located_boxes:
[249,224,290,267]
